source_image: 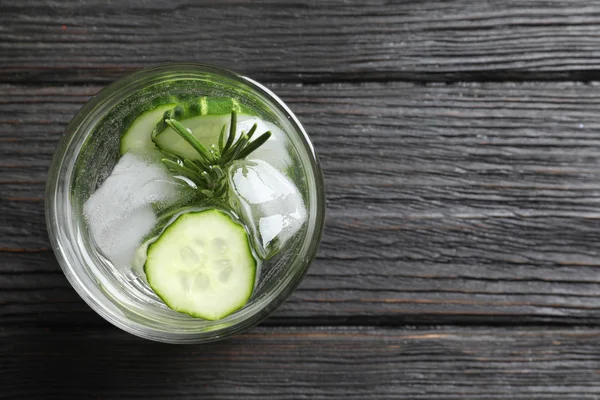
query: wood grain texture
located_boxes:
[3,82,600,326]
[4,0,600,83]
[1,326,599,399]
[3,1,600,397]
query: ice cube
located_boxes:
[92,206,157,270]
[228,159,307,259]
[236,116,291,172]
[84,152,184,271]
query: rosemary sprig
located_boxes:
[155,111,271,199]
[165,119,216,164]
[223,111,237,153]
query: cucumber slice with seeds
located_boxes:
[152,99,256,160]
[154,114,238,160]
[144,209,256,320]
[121,97,255,157]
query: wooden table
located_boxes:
[2,1,600,398]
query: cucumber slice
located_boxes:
[120,104,177,155]
[154,114,236,160]
[121,97,255,157]
[153,113,288,164]
[144,209,256,320]
[152,97,254,139]
[152,98,257,160]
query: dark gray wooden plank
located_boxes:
[3,82,600,326]
[4,0,600,83]
[1,326,599,399]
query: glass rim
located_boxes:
[45,63,326,343]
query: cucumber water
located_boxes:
[83,94,307,321]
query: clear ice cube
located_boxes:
[94,205,157,270]
[84,152,184,271]
[228,159,307,259]
[236,116,291,172]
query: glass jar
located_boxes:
[46,63,325,343]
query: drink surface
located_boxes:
[79,90,308,321]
